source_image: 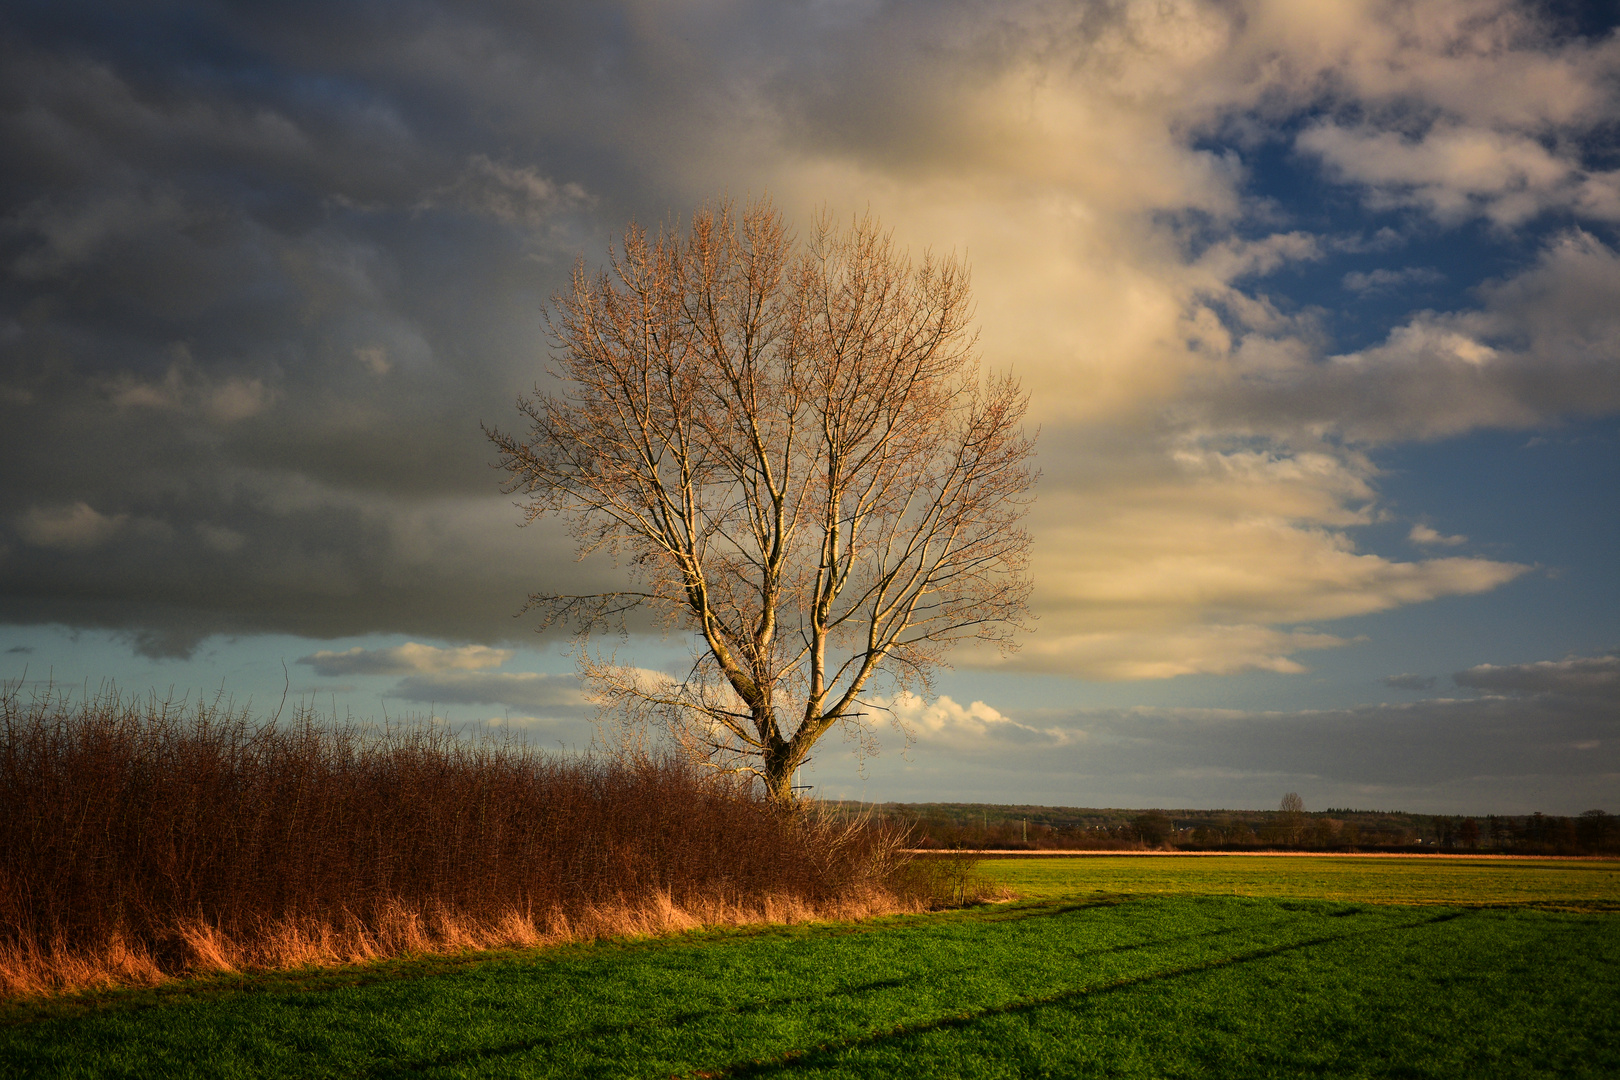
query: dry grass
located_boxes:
[0,682,917,998]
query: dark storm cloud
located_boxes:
[890,690,1618,815]
[1381,673,1436,691]
[1453,651,1620,700]
[0,0,954,657]
[0,2,648,655]
[1084,698,1612,787]
[3,0,1618,684]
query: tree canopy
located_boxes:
[489,199,1036,801]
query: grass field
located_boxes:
[2,857,1616,1078]
[980,854,1620,908]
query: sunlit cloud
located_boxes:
[14,502,129,552]
[886,692,1069,747]
[1299,122,1615,228]
[1194,230,1620,445]
[298,642,514,677]
[814,658,1619,814]
[0,0,1614,693]
[107,358,276,425]
[1408,524,1467,547]
[388,670,587,711]
[1,0,1617,813]
[1014,625,1351,682]
[1011,455,1527,677]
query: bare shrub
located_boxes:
[899,849,998,908]
[0,682,914,998]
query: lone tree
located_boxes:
[1277,792,1306,846]
[489,199,1036,802]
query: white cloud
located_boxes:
[1194,231,1323,282]
[816,649,1619,816]
[886,692,1068,747]
[810,674,1618,814]
[1004,450,1528,678]
[298,641,514,677]
[1299,122,1611,228]
[583,665,680,700]
[1264,0,1620,231]
[3,0,1614,692]
[389,670,587,711]
[1201,230,1620,443]
[1013,625,1350,682]
[480,713,580,731]
[1408,524,1466,547]
[715,5,1611,684]
[1342,267,1444,294]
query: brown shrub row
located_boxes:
[0,684,915,997]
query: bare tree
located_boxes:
[488,199,1036,802]
[1277,791,1306,847]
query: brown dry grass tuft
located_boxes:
[0,682,916,998]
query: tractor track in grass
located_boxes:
[685,908,1472,1079]
[3,871,1614,1079]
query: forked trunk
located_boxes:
[492,202,1035,811]
[762,740,798,806]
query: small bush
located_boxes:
[899,849,1001,908]
[0,683,913,997]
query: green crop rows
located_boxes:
[981,854,1620,907]
[3,857,1616,1079]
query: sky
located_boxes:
[1,0,1617,815]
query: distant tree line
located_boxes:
[835,801,1618,856]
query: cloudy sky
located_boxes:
[2,0,1616,815]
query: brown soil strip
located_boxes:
[907,850,1615,860]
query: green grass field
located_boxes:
[2,857,1616,1078]
[980,854,1620,908]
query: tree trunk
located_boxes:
[762,739,796,805]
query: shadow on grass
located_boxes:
[359,976,915,1078]
[692,908,1474,1078]
[348,900,1452,1078]
[0,896,1125,1030]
